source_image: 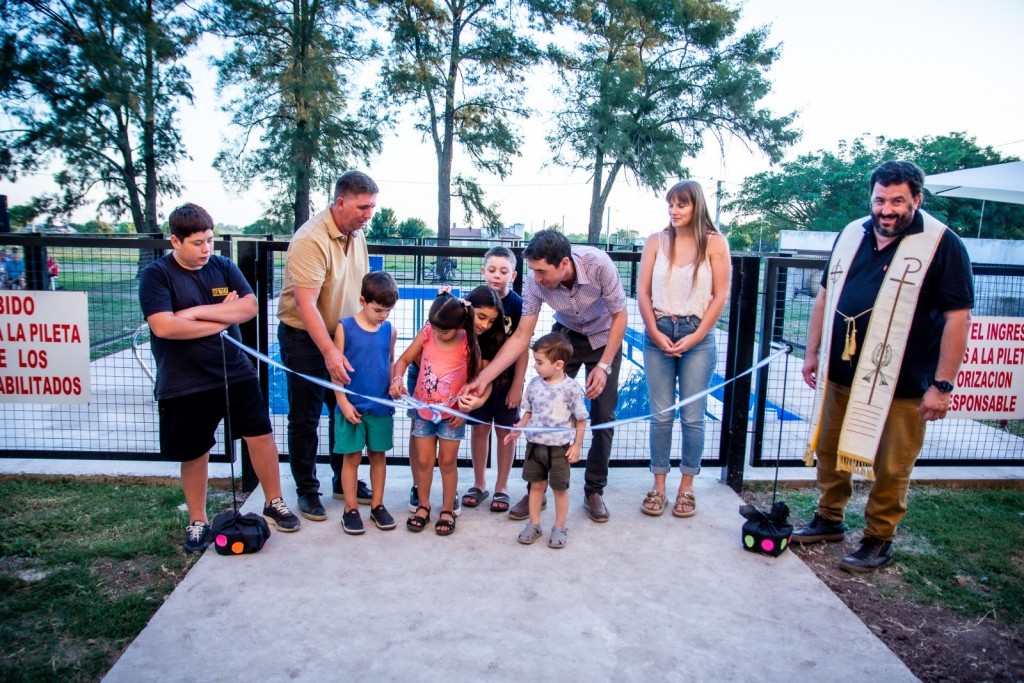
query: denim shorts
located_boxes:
[411,415,466,441]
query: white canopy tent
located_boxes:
[924,160,1024,237]
[925,160,1024,205]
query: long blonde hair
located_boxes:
[664,180,719,284]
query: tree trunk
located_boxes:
[434,4,464,247]
[293,115,311,231]
[291,1,313,231]
[588,148,605,243]
[588,154,622,245]
[114,110,146,232]
[142,0,158,233]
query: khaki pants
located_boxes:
[815,382,926,541]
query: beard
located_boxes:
[871,208,916,238]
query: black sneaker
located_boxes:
[263,497,301,532]
[297,493,327,521]
[792,513,847,544]
[332,477,373,505]
[370,504,397,530]
[342,508,365,535]
[408,485,420,513]
[183,521,212,554]
[839,537,893,573]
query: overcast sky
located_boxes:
[3,0,1023,235]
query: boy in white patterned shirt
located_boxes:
[504,332,588,549]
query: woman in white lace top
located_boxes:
[637,180,731,518]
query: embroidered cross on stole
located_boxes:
[804,210,947,479]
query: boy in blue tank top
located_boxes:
[332,272,400,535]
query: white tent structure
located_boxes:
[925,160,1024,205]
[924,160,1024,237]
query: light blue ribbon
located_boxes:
[220,332,791,434]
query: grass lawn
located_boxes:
[766,483,1024,626]
[0,477,237,683]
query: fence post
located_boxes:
[24,241,48,290]
[719,255,760,493]
[236,239,260,492]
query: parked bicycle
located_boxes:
[422,256,461,284]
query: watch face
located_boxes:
[933,380,954,393]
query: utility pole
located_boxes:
[715,180,722,228]
[605,205,611,249]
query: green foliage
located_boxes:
[208,0,384,231]
[241,217,286,235]
[610,228,639,244]
[397,217,430,240]
[1,0,199,231]
[373,0,542,241]
[724,218,781,253]
[367,207,400,239]
[76,220,117,234]
[6,203,37,229]
[727,132,1024,239]
[452,175,503,236]
[543,0,799,242]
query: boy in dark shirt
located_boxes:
[140,203,300,553]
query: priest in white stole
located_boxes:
[796,161,973,573]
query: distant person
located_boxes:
[390,292,483,536]
[463,230,627,523]
[463,247,529,514]
[139,203,300,553]
[277,171,376,521]
[637,181,730,518]
[504,333,588,549]
[47,254,60,290]
[798,160,973,572]
[332,272,400,535]
[0,248,7,288]
[5,247,25,289]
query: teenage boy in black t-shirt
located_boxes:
[140,203,301,553]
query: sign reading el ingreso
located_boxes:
[947,316,1024,420]
[0,291,91,404]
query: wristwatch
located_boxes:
[596,362,612,374]
[930,379,954,393]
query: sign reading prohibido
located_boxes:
[947,316,1024,420]
[0,291,91,404]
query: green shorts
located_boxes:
[333,413,394,455]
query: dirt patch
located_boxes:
[743,490,1024,682]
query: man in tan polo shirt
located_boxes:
[278,171,377,521]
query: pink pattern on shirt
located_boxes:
[414,324,469,420]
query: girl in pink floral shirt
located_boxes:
[391,293,483,536]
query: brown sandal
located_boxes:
[641,490,667,517]
[673,491,696,518]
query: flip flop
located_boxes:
[462,487,490,508]
[490,492,511,513]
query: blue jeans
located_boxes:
[278,322,339,497]
[643,316,716,475]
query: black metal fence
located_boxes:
[1,232,1021,492]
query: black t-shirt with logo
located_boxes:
[139,253,257,400]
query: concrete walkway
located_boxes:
[96,466,915,683]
